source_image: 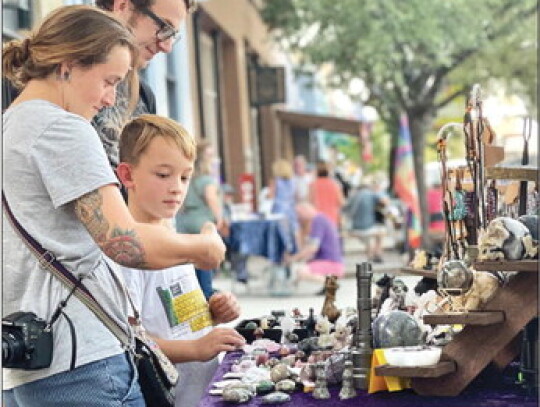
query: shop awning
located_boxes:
[276,110,363,135]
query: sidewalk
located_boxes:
[213,233,419,321]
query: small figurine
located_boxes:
[312,361,330,399]
[378,278,408,316]
[332,323,351,351]
[339,361,357,400]
[280,316,296,344]
[478,216,537,260]
[321,276,341,323]
[315,316,333,349]
[260,317,270,330]
[305,307,317,337]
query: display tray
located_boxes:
[235,319,308,344]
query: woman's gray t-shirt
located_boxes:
[2,100,130,389]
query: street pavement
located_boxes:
[214,233,424,322]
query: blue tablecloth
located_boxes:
[228,217,295,264]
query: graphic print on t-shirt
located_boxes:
[156,276,212,333]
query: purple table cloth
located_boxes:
[198,351,538,407]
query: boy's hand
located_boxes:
[195,222,226,270]
[195,327,246,361]
[209,292,241,324]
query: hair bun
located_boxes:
[21,38,31,58]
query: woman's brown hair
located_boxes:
[2,5,139,108]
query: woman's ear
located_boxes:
[116,162,134,189]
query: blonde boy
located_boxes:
[116,114,245,407]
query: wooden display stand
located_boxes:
[412,271,538,396]
[380,148,539,396]
[411,164,539,396]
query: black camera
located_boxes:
[2,311,53,370]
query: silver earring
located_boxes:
[63,72,71,81]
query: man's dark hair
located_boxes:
[96,0,196,13]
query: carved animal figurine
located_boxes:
[331,323,351,351]
[379,279,409,316]
[315,316,333,349]
[321,276,341,323]
[372,274,393,313]
[449,270,501,311]
[478,216,537,261]
[410,249,429,269]
[414,277,438,296]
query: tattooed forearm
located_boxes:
[102,228,146,269]
[74,190,147,268]
[74,190,109,242]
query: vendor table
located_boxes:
[198,351,537,407]
[228,217,295,264]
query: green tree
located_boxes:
[261,0,537,243]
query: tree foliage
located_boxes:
[261,0,537,242]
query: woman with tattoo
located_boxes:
[2,6,225,407]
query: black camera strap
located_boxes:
[2,191,132,369]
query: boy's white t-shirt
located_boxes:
[119,263,218,407]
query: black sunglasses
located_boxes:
[140,8,180,43]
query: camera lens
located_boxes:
[2,330,26,365]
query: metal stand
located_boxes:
[352,262,373,390]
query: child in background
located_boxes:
[116,115,245,407]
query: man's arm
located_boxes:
[74,184,225,270]
[286,236,320,263]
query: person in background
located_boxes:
[176,140,223,299]
[2,6,224,406]
[116,115,244,407]
[292,154,313,203]
[221,184,249,284]
[285,201,344,295]
[269,158,299,240]
[345,176,390,263]
[309,160,345,229]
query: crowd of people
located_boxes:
[0,2,429,406]
[248,155,404,295]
